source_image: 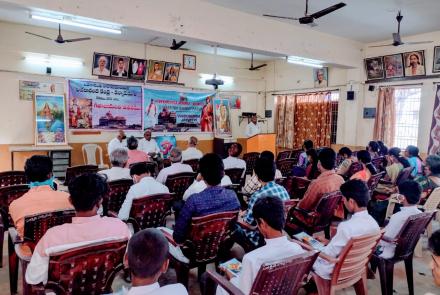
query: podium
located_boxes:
[245,133,276,154]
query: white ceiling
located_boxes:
[203,0,440,43]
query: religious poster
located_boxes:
[34,94,67,145]
[428,85,440,155]
[143,88,215,132]
[155,135,177,159]
[214,98,232,137]
[19,80,64,101]
[220,93,241,110]
[68,79,143,130]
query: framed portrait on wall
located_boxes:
[111,55,130,78]
[147,60,166,82]
[128,58,148,80]
[163,62,181,83]
[433,46,440,73]
[364,57,385,80]
[383,54,404,78]
[34,93,67,145]
[313,67,328,88]
[92,52,112,77]
[183,54,196,70]
[403,50,426,77]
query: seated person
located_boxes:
[350,150,377,182]
[405,145,423,177]
[125,136,150,168]
[138,129,161,157]
[242,151,282,195]
[124,228,188,295]
[223,143,246,173]
[160,153,240,261]
[313,179,380,279]
[236,157,290,251]
[9,155,73,238]
[182,136,203,161]
[305,149,319,180]
[429,229,440,286]
[367,141,380,159]
[415,155,440,197]
[156,148,193,184]
[336,147,357,176]
[298,139,314,169]
[377,140,388,157]
[375,147,410,194]
[99,148,131,181]
[25,173,130,285]
[378,180,422,258]
[108,129,127,155]
[216,196,305,295]
[118,162,169,220]
[183,173,232,201]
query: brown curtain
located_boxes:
[373,87,396,147]
[293,92,332,148]
[275,95,295,148]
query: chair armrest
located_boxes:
[291,206,312,217]
[381,235,398,244]
[159,228,178,247]
[126,217,140,233]
[8,227,23,244]
[107,211,118,218]
[14,243,32,261]
[236,220,257,231]
[206,270,244,295]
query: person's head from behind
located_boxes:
[338,147,352,159]
[398,180,421,206]
[429,230,440,286]
[188,136,198,147]
[377,141,388,155]
[126,228,169,283]
[199,153,224,186]
[356,150,372,165]
[252,196,285,238]
[127,136,138,150]
[317,147,336,172]
[110,148,128,168]
[425,155,440,176]
[68,173,108,214]
[260,150,275,162]
[368,141,379,153]
[303,139,313,151]
[228,143,242,157]
[130,162,154,183]
[306,149,318,164]
[169,147,182,163]
[251,114,257,124]
[25,155,53,182]
[254,157,275,183]
[405,145,419,158]
[143,129,152,141]
[340,179,370,213]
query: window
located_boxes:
[393,87,421,148]
[330,92,339,144]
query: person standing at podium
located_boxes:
[245,114,261,138]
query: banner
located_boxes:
[428,85,440,154]
[214,98,232,137]
[156,135,177,159]
[220,93,241,109]
[143,88,215,132]
[20,80,64,101]
[68,80,143,130]
[34,94,67,145]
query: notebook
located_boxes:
[219,258,242,277]
[293,232,326,251]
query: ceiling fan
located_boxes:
[263,0,346,27]
[369,11,433,48]
[148,37,189,50]
[233,53,267,71]
[25,24,91,43]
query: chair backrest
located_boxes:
[224,168,245,185]
[182,159,200,173]
[129,193,174,231]
[104,179,133,215]
[314,191,343,228]
[393,212,436,260]
[395,166,414,186]
[243,152,260,175]
[64,165,99,185]
[284,199,298,217]
[165,172,196,201]
[43,240,127,295]
[289,149,303,164]
[23,209,76,249]
[346,162,363,178]
[0,171,27,187]
[367,172,385,195]
[331,231,383,286]
[181,211,238,264]
[423,187,440,211]
[0,184,29,227]
[371,156,385,171]
[82,144,104,166]
[282,176,311,199]
[250,251,320,295]
[276,150,292,162]
[277,159,296,177]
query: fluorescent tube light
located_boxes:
[24,53,83,67]
[287,56,324,68]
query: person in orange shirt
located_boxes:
[9,155,73,237]
[350,150,378,182]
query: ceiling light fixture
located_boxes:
[287,56,324,68]
[24,53,83,67]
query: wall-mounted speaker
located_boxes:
[265,110,272,118]
[368,85,375,91]
[363,107,376,119]
[46,67,52,75]
[347,91,355,100]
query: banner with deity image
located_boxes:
[214,98,232,137]
[428,85,440,155]
[34,94,67,145]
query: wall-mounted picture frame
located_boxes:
[111,55,130,78]
[163,62,181,83]
[147,60,166,82]
[403,50,426,77]
[433,46,440,73]
[313,67,328,88]
[183,54,196,70]
[129,58,148,80]
[365,57,385,80]
[34,93,67,145]
[92,52,112,77]
[383,54,404,79]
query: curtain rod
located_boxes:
[379,82,423,88]
[271,88,340,96]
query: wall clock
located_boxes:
[183,54,196,70]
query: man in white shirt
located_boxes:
[212,196,305,295]
[108,129,127,155]
[118,162,169,220]
[313,179,380,280]
[99,149,131,182]
[245,115,261,138]
[183,173,232,201]
[223,143,246,171]
[124,228,188,295]
[182,136,203,161]
[138,129,161,157]
[156,148,193,184]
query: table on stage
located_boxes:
[9,145,73,171]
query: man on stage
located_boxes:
[245,114,261,138]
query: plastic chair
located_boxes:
[414,188,440,256]
[165,172,197,202]
[276,159,297,177]
[182,158,200,173]
[104,179,133,216]
[82,144,108,169]
[64,165,99,186]
[0,171,27,187]
[279,176,311,199]
[243,152,260,175]
[224,168,245,186]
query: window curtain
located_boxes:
[373,87,396,147]
[275,95,295,148]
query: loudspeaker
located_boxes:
[46,67,52,74]
[347,91,355,100]
[368,85,375,91]
[265,110,272,118]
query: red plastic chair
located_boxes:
[104,179,133,216]
[276,159,297,177]
[182,159,200,173]
[243,152,260,175]
[64,165,98,185]
[224,168,245,186]
[0,171,27,187]
[165,172,197,202]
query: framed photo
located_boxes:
[364,57,385,80]
[155,135,177,159]
[214,98,232,137]
[129,58,148,80]
[403,50,426,77]
[433,46,440,73]
[111,55,130,78]
[163,62,181,83]
[92,52,112,77]
[313,67,328,88]
[383,54,404,78]
[183,54,196,70]
[34,93,67,145]
[147,60,166,82]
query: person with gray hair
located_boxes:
[98,148,131,182]
[156,147,193,184]
[182,136,203,161]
